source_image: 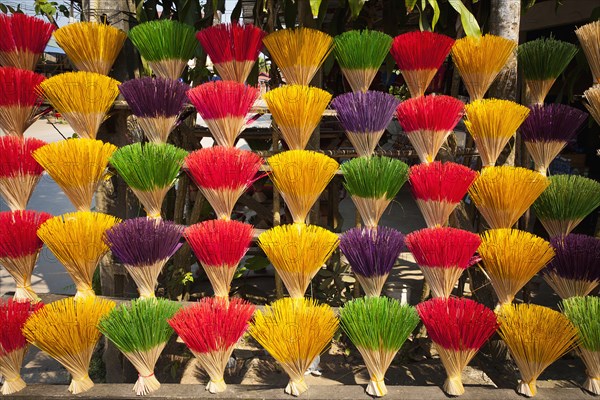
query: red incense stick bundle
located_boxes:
[0,67,45,137]
[0,13,55,70]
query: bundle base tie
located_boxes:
[443,375,465,396]
[69,374,94,394]
[285,378,308,397]
[517,379,537,397]
[366,377,387,397]
[134,372,160,396]
[583,376,600,395]
[206,377,227,394]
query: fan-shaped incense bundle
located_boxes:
[110,143,187,219]
[39,72,120,139]
[390,31,455,98]
[468,166,549,229]
[0,299,43,394]
[263,28,334,86]
[497,303,579,397]
[406,227,481,299]
[409,162,477,228]
[0,211,52,301]
[169,297,255,393]
[396,95,464,163]
[478,229,554,306]
[340,156,408,228]
[518,37,578,105]
[576,21,600,84]
[263,85,331,150]
[532,174,600,237]
[333,30,393,92]
[54,22,127,75]
[98,298,180,396]
[0,136,46,211]
[268,150,338,224]
[22,297,115,394]
[185,147,263,220]
[119,77,189,143]
[584,85,600,125]
[0,13,54,70]
[249,298,338,396]
[128,20,198,79]
[417,298,498,396]
[196,23,266,83]
[543,234,600,299]
[32,138,117,212]
[520,104,588,176]
[562,296,600,395]
[37,212,120,299]
[185,219,253,299]
[0,67,45,137]
[104,218,184,298]
[339,226,405,297]
[464,99,530,167]
[187,81,259,147]
[451,35,517,101]
[258,224,338,298]
[340,297,419,397]
[331,91,399,157]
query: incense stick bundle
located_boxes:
[390,31,455,98]
[340,297,419,397]
[169,297,255,393]
[396,95,464,163]
[268,150,338,224]
[54,22,127,75]
[542,234,600,299]
[497,303,579,397]
[518,37,578,105]
[37,212,120,299]
[576,21,600,84]
[104,218,184,299]
[110,143,187,219]
[128,20,198,80]
[0,67,45,137]
[39,72,120,139]
[340,156,408,228]
[119,77,189,143]
[0,299,43,394]
[417,298,498,396]
[333,30,393,92]
[409,162,477,228]
[0,211,52,301]
[185,219,253,299]
[406,227,481,299]
[584,85,600,125]
[532,174,600,237]
[339,226,405,297]
[0,13,54,70]
[185,147,263,220]
[32,138,117,212]
[468,166,549,229]
[451,35,517,101]
[562,296,600,395]
[0,136,46,211]
[22,297,115,394]
[196,23,266,83]
[98,298,180,396]
[519,104,588,176]
[331,91,400,157]
[478,229,554,307]
[464,99,530,167]
[263,85,331,150]
[187,80,259,147]
[263,28,334,86]
[258,224,338,298]
[249,298,338,396]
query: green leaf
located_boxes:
[427,0,440,30]
[245,255,270,271]
[310,0,321,18]
[0,3,8,13]
[405,0,417,13]
[448,0,481,37]
[231,0,242,22]
[58,4,69,17]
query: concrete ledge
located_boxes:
[1,384,594,400]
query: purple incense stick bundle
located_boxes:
[339,226,405,297]
[119,77,189,143]
[331,91,400,157]
[104,217,184,298]
[542,234,600,299]
[519,104,588,176]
